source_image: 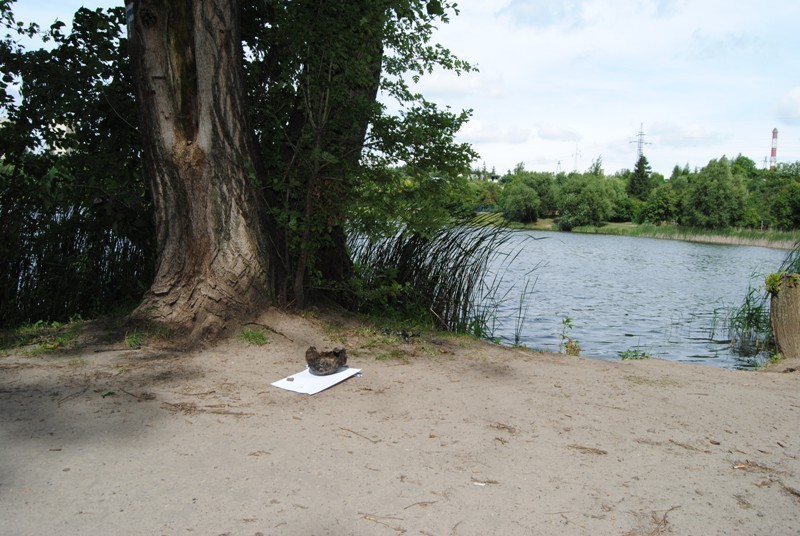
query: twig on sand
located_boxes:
[340,427,381,443]
[650,506,681,535]
[568,444,608,455]
[120,388,155,401]
[57,387,88,407]
[733,460,786,475]
[93,347,137,353]
[490,422,517,434]
[160,401,253,416]
[623,506,680,536]
[781,481,800,502]
[669,439,711,454]
[359,512,406,534]
[403,500,438,510]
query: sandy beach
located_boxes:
[2,308,798,535]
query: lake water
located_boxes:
[486,231,788,369]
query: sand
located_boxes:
[1,308,799,535]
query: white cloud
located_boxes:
[650,123,731,148]
[459,121,531,145]
[498,0,587,29]
[537,124,582,142]
[776,87,800,126]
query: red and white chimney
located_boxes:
[770,128,778,169]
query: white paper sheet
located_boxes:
[271,367,361,395]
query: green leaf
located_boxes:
[426,1,444,16]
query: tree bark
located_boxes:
[770,274,800,359]
[128,0,271,338]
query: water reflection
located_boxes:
[487,231,787,369]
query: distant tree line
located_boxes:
[464,155,800,232]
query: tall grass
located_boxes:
[727,282,771,355]
[348,214,525,336]
[779,238,800,273]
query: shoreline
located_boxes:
[573,226,798,250]
[512,219,799,250]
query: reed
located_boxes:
[510,276,537,347]
[348,214,524,337]
[726,282,772,355]
[778,238,800,273]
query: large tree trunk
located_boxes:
[128,0,271,338]
[770,274,800,359]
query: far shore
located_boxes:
[512,218,800,250]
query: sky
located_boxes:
[13,0,800,176]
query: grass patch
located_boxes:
[375,348,407,361]
[2,319,84,355]
[125,331,144,349]
[240,328,270,346]
[619,347,652,360]
[321,320,348,344]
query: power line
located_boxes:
[629,123,651,159]
[572,144,582,171]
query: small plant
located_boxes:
[766,272,783,295]
[564,338,581,356]
[766,271,800,296]
[125,331,144,348]
[619,347,651,360]
[240,328,269,346]
[767,352,783,366]
[559,316,581,355]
